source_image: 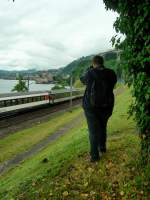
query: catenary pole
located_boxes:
[70,72,73,110]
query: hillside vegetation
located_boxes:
[58,50,122,88]
[0,50,122,90]
[73,57,119,88]
[61,51,121,81]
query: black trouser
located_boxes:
[84,108,111,159]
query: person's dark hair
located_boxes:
[92,55,104,66]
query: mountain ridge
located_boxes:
[0,49,121,81]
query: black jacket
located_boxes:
[80,67,117,111]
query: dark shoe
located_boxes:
[99,145,107,153]
[90,157,100,163]
[100,148,106,153]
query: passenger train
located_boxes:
[0,89,84,115]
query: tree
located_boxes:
[12,75,28,92]
[103,0,150,163]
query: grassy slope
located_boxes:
[0,90,149,199]
[0,107,82,163]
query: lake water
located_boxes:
[0,79,55,94]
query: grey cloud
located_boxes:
[0,0,118,70]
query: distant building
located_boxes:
[34,71,53,84]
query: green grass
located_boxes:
[74,79,84,88]
[115,82,124,89]
[0,89,149,199]
[0,107,82,163]
[45,134,145,200]
[108,89,135,136]
[0,123,88,199]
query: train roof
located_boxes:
[0,88,84,101]
[0,91,50,100]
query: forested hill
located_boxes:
[61,55,93,75]
[0,50,122,83]
[59,50,122,85]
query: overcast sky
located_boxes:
[0,0,118,70]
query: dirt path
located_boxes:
[0,113,84,175]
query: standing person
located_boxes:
[80,55,117,162]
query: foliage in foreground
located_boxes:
[103,0,150,163]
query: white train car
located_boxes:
[0,91,51,114]
[0,89,84,116]
[51,88,84,103]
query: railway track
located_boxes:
[0,98,82,139]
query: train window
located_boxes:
[12,99,15,105]
[38,96,42,101]
[20,96,45,104]
[27,98,31,103]
[22,98,28,104]
[5,100,12,107]
[41,96,45,101]
[27,98,30,103]
[12,99,17,106]
[33,97,37,102]
[18,98,23,104]
[35,97,38,101]
[20,99,23,104]
[4,101,7,107]
[28,97,33,103]
[14,99,18,105]
[39,96,45,101]
[40,96,42,101]
[0,101,5,108]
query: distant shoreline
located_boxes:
[0,78,55,85]
[0,79,55,94]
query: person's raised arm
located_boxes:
[80,66,93,85]
[80,71,89,85]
